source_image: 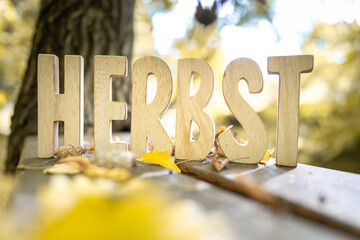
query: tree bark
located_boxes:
[5,0,135,173]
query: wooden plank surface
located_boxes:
[176,158,360,237]
[11,134,359,240]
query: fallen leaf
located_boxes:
[84,165,131,181]
[212,153,229,172]
[207,139,226,158]
[88,144,95,152]
[211,126,242,159]
[44,163,81,175]
[259,148,275,164]
[215,125,233,140]
[139,150,181,173]
[44,156,131,181]
[170,137,176,156]
[148,140,155,151]
[58,156,91,169]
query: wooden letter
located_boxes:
[218,58,268,163]
[131,56,173,156]
[268,55,314,167]
[175,58,215,160]
[94,56,128,153]
[38,54,84,158]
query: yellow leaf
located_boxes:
[139,151,181,173]
[0,91,7,106]
[84,165,131,181]
[43,163,81,175]
[89,144,95,151]
[259,148,275,164]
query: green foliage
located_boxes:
[299,22,360,172]
[219,0,273,27]
[0,0,39,104]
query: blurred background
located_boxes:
[0,0,359,173]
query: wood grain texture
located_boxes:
[175,58,215,160]
[176,158,360,238]
[94,56,128,153]
[268,55,314,167]
[131,56,173,156]
[218,58,268,163]
[37,54,84,158]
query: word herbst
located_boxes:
[37,54,313,167]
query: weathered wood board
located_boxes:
[12,134,360,240]
[176,158,360,237]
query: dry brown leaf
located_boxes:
[209,126,248,162]
[44,155,131,181]
[212,153,230,172]
[148,140,155,151]
[43,163,81,174]
[207,138,226,159]
[58,156,91,170]
[207,146,216,158]
[84,165,131,181]
[216,146,226,157]
[215,125,233,140]
[88,144,95,152]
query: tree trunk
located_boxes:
[5,0,135,173]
